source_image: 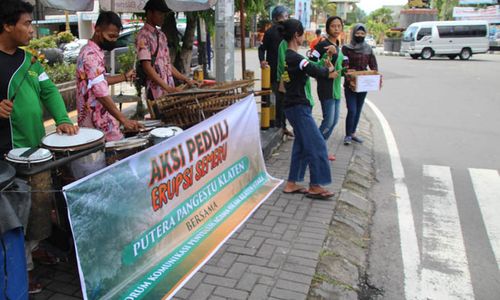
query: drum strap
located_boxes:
[20,148,39,158]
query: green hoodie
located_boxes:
[2,50,71,150]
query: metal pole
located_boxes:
[64,11,70,32]
[215,0,235,82]
[239,0,246,76]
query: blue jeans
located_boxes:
[345,88,367,137]
[319,98,340,140]
[285,105,332,186]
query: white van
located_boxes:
[401,20,489,60]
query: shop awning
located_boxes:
[40,0,217,12]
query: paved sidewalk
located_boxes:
[170,116,359,300]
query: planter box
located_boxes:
[384,38,402,52]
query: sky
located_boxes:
[357,0,408,14]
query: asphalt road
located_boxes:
[365,53,500,300]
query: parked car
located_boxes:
[401,20,489,60]
[366,35,377,48]
[62,38,88,63]
[63,25,200,73]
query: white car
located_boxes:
[365,35,377,48]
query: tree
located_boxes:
[432,0,459,20]
[162,9,214,76]
[366,8,396,43]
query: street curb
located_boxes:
[261,127,284,159]
[373,49,407,57]
[307,116,382,299]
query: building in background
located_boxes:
[330,0,360,20]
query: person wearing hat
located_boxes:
[136,0,198,101]
[258,5,293,137]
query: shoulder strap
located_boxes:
[153,31,160,58]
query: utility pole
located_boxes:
[215,0,235,82]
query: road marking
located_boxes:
[469,168,500,270]
[366,100,420,300]
[422,165,474,299]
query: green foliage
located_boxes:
[366,8,397,43]
[385,30,402,39]
[44,62,76,84]
[57,31,75,44]
[432,0,459,20]
[236,0,267,15]
[118,46,136,74]
[29,35,57,50]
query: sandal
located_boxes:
[306,190,335,200]
[29,271,43,294]
[283,128,294,138]
[283,187,308,194]
[328,154,336,161]
[32,248,60,265]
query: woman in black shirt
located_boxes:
[280,19,337,200]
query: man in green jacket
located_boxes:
[0,0,78,294]
[0,0,78,158]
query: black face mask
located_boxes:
[354,36,365,44]
[100,38,117,51]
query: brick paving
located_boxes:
[30,99,370,299]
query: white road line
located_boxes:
[366,100,421,300]
[422,165,474,299]
[469,168,500,269]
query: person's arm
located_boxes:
[137,33,181,93]
[300,57,337,80]
[171,65,198,87]
[259,30,269,68]
[141,60,180,93]
[276,40,287,82]
[106,69,135,85]
[96,95,142,131]
[36,65,79,134]
[368,53,378,71]
[0,100,13,119]
[82,54,143,131]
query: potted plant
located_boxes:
[384,29,403,52]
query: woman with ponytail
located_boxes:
[280,19,337,200]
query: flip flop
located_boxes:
[306,191,335,200]
[328,154,336,161]
[283,188,308,194]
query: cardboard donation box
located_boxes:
[347,70,381,92]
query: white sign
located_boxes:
[453,5,500,18]
[355,75,381,92]
[459,0,497,4]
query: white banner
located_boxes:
[40,0,94,11]
[453,5,500,18]
[63,95,282,299]
[294,0,311,29]
[459,0,497,4]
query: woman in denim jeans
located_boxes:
[342,24,378,145]
[280,19,338,200]
[311,16,345,160]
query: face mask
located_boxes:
[354,36,365,44]
[100,38,117,51]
